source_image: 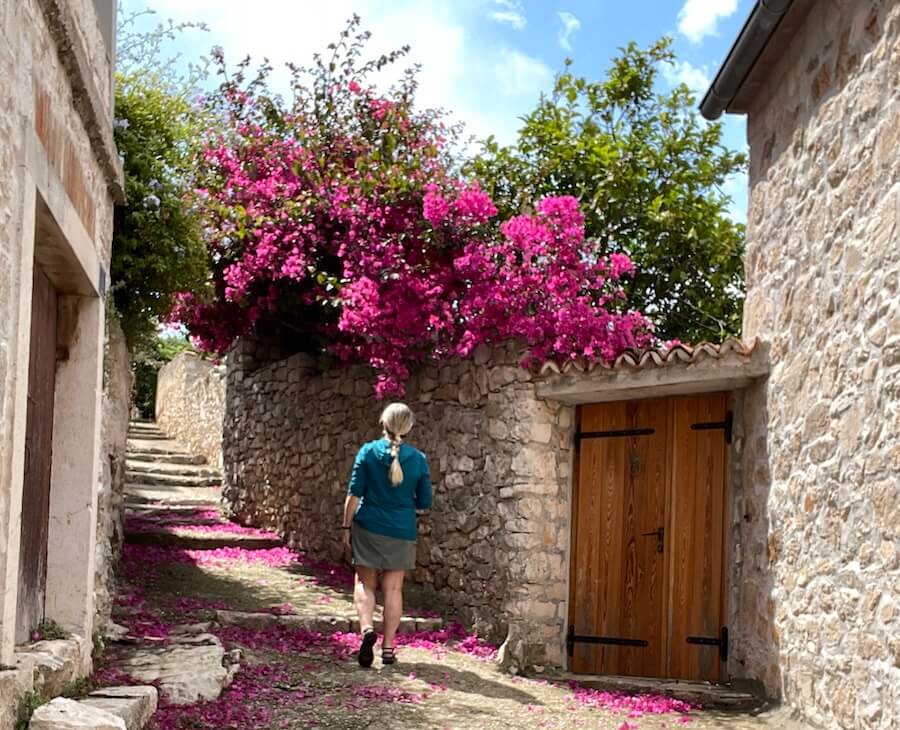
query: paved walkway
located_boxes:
[92,421,811,729]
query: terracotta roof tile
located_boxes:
[536,337,760,376]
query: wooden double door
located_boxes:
[568,393,729,681]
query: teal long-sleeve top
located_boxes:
[347,439,432,541]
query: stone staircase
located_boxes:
[124,421,222,512]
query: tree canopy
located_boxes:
[172,18,654,396]
[467,39,747,343]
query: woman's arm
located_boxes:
[342,495,360,528]
[343,445,368,544]
[415,456,433,510]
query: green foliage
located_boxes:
[61,675,100,700]
[111,72,210,349]
[32,619,70,641]
[468,38,747,343]
[15,692,49,730]
[133,331,194,418]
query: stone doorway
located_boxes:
[568,393,729,682]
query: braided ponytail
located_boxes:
[380,403,415,487]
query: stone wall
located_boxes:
[156,353,226,469]
[740,2,900,727]
[94,317,131,632]
[0,0,120,663]
[225,339,575,669]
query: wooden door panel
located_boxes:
[667,393,728,681]
[570,400,669,677]
[16,265,57,643]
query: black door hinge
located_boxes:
[690,411,733,444]
[686,626,729,662]
[567,625,649,656]
[574,427,655,450]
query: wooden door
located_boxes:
[667,393,728,681]
[569,399,670,676]
[569,394,729,682]
[16,266,58,643]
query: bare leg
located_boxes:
[381,569,406,649]
[354,566,378,632]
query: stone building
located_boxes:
[0,0,122,680]
[156,1,898,728]
[700,0,900,727]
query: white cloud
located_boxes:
[490,0,527,30]
[662,60,711,94]
[677,0,738,42]
[127,0,552,145]
[493,49,554,98]
[557,12,581,51]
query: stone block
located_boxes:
[29,698,126,730]
[81,686,158,730]
[17,638,84,698]
[118,634,234,705]
[0,664,33,730]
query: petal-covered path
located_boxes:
[95,422,809,729]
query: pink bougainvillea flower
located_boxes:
[171,28,657,398]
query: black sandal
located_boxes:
[358,628,377,668]
[381,647,397,665]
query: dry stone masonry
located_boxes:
[156,353,226,470]
[223,339,575,669]
[737,2,900,727]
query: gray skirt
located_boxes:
[351,522,416,571]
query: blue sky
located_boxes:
[121,0,754,219]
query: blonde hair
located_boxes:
[381,403,415,486]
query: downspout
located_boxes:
[699,0,794,120]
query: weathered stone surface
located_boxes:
[735,3,900,728]
[124,529,281,551]
[29,698,126,730]
[118,633,236,705]
[80,686,157,730]
[96,319,133,634]
[156,354,226,470]
[17,638,85,697]
[0,663,34,730]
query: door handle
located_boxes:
[641,526,664,553]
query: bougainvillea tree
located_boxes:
[173,17,654,396]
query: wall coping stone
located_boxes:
[536,340,769,403]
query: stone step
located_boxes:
[128,424,164,432]
[126,460,219,479]
[126,451,207,466]
[554,672,766,712]
[16,638,86,699]
[116,630,238,705]
[124,485,221,507]
[80,686,158,730]
[125,471,220,488]
[126,505,222,518]
[29,697,127,729]
[127,438,181,452]
[215,609,443,635]
[124,529,282,551]
[127,433,168,441]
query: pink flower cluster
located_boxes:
[568,682,696,717]
[172,57,655,397]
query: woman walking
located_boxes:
[342,403,432,668]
